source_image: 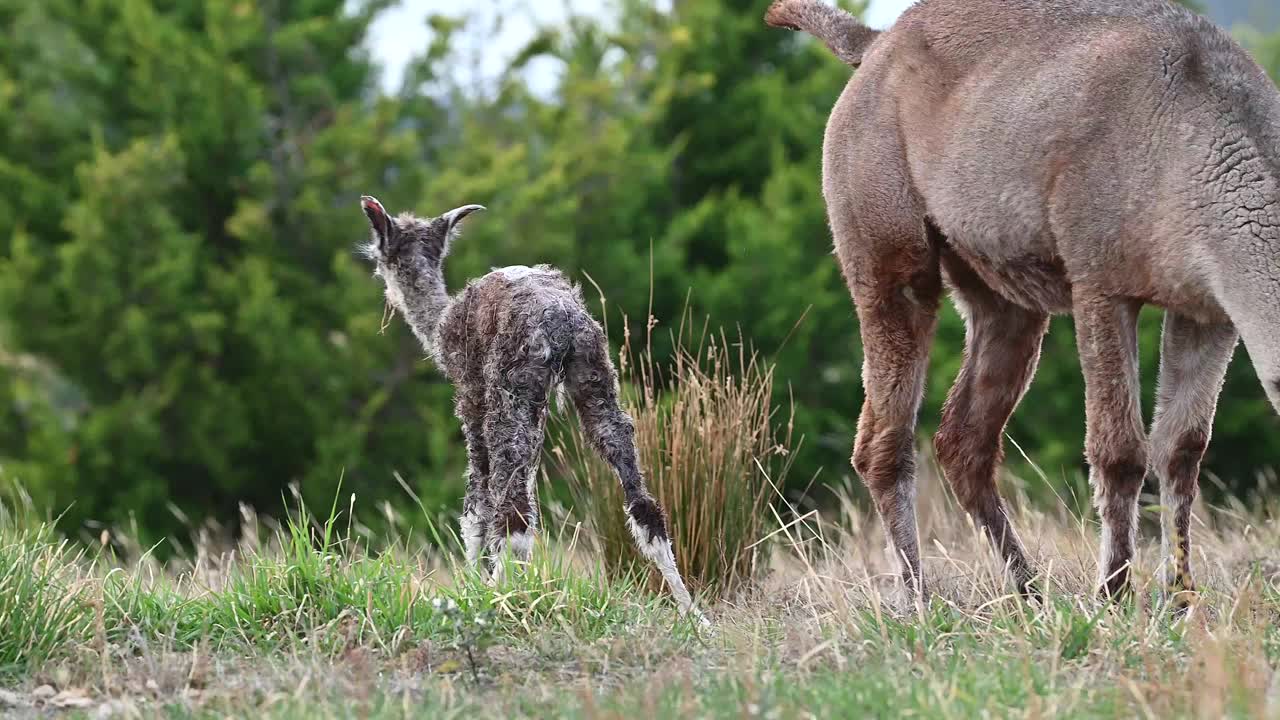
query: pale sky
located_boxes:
[367,0,917,92]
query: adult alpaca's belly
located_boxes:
[932,205,1074,314]
[942,240,1074,314]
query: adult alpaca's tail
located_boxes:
[764,0,882,67]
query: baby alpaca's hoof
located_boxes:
[1168,581,1197,617]
[681,605,713,631]
[485,561,504,587]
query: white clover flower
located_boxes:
[431,597,458,612]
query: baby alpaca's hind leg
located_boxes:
[459,408,493,569]
[461,476,492,569]
[567,327,697,616]
[482,369,549,580]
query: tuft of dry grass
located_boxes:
[551,316,794,598]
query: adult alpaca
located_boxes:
[766,0,1280,604]
[357,196,699,616]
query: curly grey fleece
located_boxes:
[358,196,698,616]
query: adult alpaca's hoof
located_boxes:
[1170,591,1197,617]
[1016,576,1044,604]
[1098,563,1131,603]
[1168,576,1198,616]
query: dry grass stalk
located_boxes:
[553,314,795,597]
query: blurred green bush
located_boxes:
[0,0,1276,544]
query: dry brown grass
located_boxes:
[551,316,795,598]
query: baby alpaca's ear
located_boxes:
[361,195,395,254]
[441,204,486,237]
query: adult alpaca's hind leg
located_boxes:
[826,117,943,599]
[933,254,1049,596]
[835,229,942,597]
[849,280,940,598]
[1074,292,1147,598]
[566,324,697,616]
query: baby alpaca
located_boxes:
[358,195,697,615]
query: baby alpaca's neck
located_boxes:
[386,256,451,356]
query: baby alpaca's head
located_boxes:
[359,195,484,347]
[359,195,484,278]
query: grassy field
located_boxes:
[1,468,1278,720]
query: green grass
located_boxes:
[0,477,1278,719]
[3,503,692,665]
[0,523,93,675]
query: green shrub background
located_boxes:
[1,0,1277,545]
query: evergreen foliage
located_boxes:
[1,0,1277,540]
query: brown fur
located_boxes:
[767,0,1280,601]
